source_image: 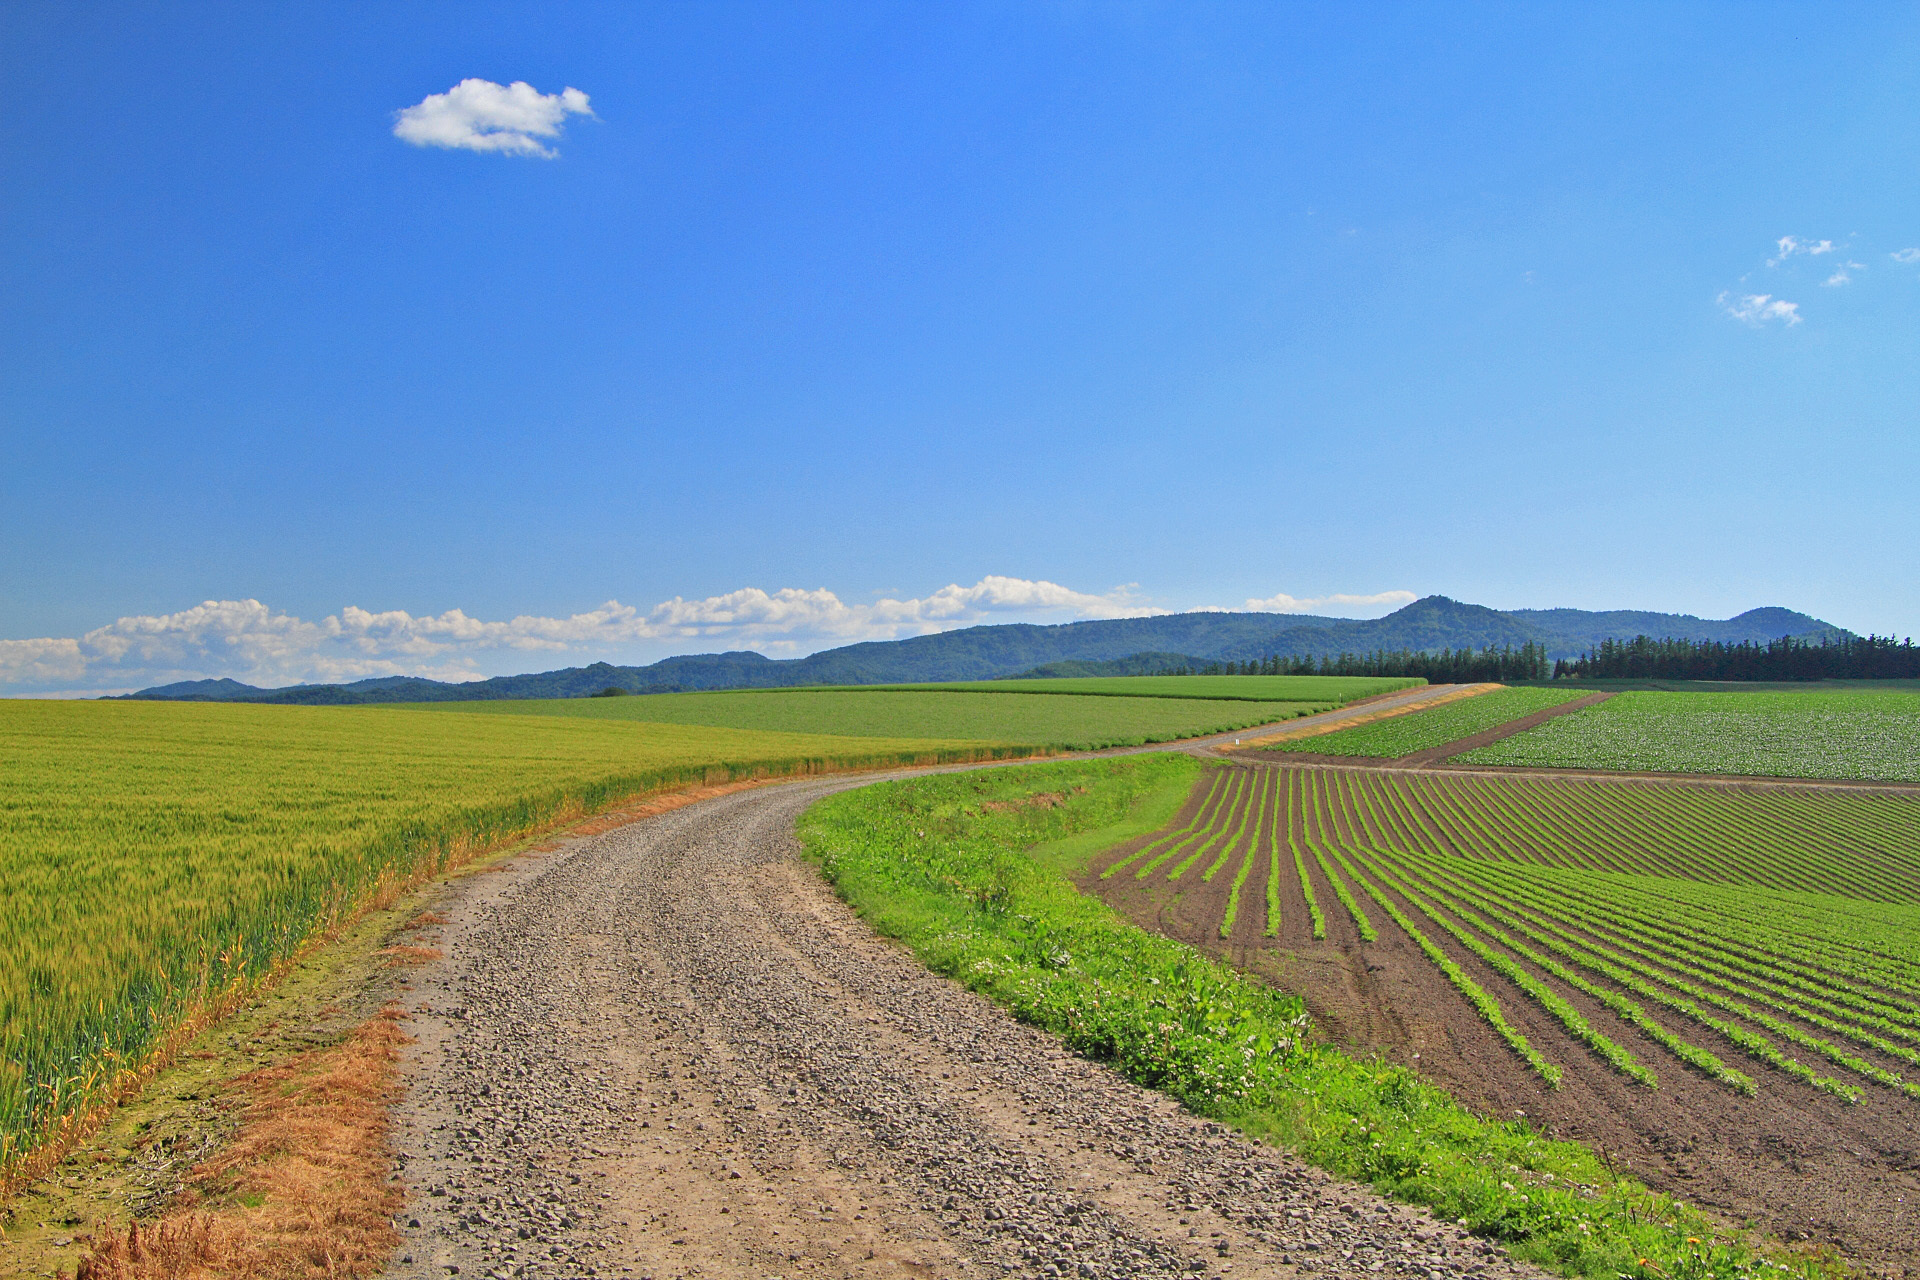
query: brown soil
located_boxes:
[1083,763,1920,1277]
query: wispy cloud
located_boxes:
[1893,248,1920,265]
[1718,291,1801,327]
[1242,589,1416,614]
[393,79,594,157]
[1822,261,1864,287]
[1767,235,1837,266]
[0,577,1168,695]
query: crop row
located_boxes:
[1112,762,1918,1101]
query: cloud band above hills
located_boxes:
[0,576,1416,696]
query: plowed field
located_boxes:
[1087,763,1920,1271]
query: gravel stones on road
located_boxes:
[388,777,1542,1280]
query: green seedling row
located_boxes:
[1102,769,1231,880]
[1119,761,1914,1107]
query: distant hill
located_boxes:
[119,596,1845,704]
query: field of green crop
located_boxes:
[1264,685,1589,758]
[423,687,1330,748]
[0,699,1004,1180]
[802,758,1840,1280]
[1105,762,1920,1105]
[863,674,1423,702]
[1460,690,1920,781]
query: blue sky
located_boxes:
[3,4,1917,693]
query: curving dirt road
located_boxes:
[386,772,1542,1280]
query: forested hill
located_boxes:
[122,596,1843,703]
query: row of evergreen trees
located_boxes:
[1552,633,1920,681]
[1179,642,1551,683]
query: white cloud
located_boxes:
[1892,248,1920,265]
[1768,235,1837,266]
[0,577,1169,695]
[393,79,593,157]
[0,637,86,685]
[1242,589,1417,614]
[1822,261,1864,287]
[1718,291,1801,326]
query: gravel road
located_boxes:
[387,770,1544,1280]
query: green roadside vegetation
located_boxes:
[1463,690,1920,782]
[420,687,1330,746]
[1263,686,1590,759]
[799,757,1836,1280]
[0,698,1007,1182]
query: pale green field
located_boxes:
[0,699,992,1176]
[850,675,1423,702]
[421,687,1328,746]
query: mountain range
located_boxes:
[121,596,1843,704]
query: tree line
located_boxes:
[1173,642,1551,683]
[1552,633,1920,681]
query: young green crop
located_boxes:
[1118,761,1916,1105]
[1459,689,1920,782]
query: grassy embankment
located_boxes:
[1461,689,1920,782]
[1263,686,1591,758]
[800,756,1842,1280]
[421,685,1342,747]
[0,698,1017,1186]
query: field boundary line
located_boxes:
[1235,683,1498,748]
[1397,691,1616,767]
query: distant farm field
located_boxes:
[0,700,1003,1178]
[1264,685,1589,758]
[1461,690,1920,782]
[422,687,1331,748]
[858,675,1424,703]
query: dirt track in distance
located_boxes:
[386,773,1545,1280]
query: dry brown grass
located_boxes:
[67,1009,408,1280]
